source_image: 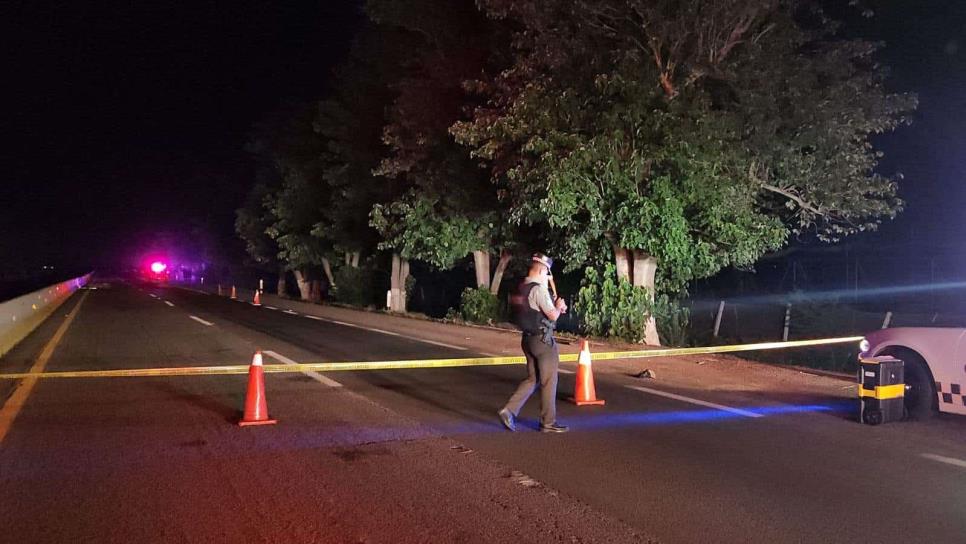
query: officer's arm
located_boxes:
[536,288,560,321]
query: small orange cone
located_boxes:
[569,339,605,406]
[238,351,277,426]
[230,286,237,299]
[252,290,262,306]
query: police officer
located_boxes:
[498,253,569,433]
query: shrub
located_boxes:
[575,264,690,345]
[459,286,501,324]
[332,266,377,306]
[653,296,690,347]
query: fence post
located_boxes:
[713,301,725,338]
[782,303,792,341]
[881,311,893,329]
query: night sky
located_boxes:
[3,1,363,271]
[2,1,964,279]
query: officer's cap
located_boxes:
[531,253,554,272]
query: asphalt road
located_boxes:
[1,281,965,543]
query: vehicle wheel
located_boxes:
[882,350,937,420]
[862,409,883,426]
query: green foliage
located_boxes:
[575,264,653,343]
[370,193,489,269]
[405,274,417,304]
[653,297,691,348]
[367,0,511,274]
[333,266,378,307]
[237,0,916,313]
[575,264,692,345]
[234,183,278,268]
[459,286,502,324]
[455,0,915,294]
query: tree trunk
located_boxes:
[613,245,661,346]
[613,243,631,281]
[276,265,287,297]
[293,269,312,301]
[345,251,360,268]
[310,279,322,303]
[389,252,410,313]
[472,250,491,289]
[490,251,511,295]
[321,257,336,289]
[631,250,661,346]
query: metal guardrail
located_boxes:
[0,273,90,358]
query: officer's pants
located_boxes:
[504,334,559,426]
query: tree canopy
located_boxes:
[452,0,915,293]
[237,0,916,322]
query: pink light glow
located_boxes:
[150,261,167,274]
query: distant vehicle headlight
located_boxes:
[859,338,870,354]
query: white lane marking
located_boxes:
[263,350,342,388]
[164,301,175,307]
[149,294,158,298]
[308,317,468,351]
[626,385,764,418]
[264,306,279,310]
[921,453,966,469]
[558,368,575,374]
[303,315,324,321]
[283,309,299,315]
[189,316,214,326]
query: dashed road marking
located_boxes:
[149,294,158,298]
[303,315,324,321]
[921,453,966,469]
[264,306,279,310]
[164,301,175,307]
[310,317,468,351]
[626,385,763,418]
[283,309,299,315]
[189,316,214,326]
[263,350,342,388]
[558,368,575,374]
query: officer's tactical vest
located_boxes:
[517,282,548,334]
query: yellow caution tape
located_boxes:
[0,336,863,379]
[565,336,866,363]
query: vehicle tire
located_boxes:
[882,349,937,420]
[862,409,883,426]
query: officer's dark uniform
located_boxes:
[499,277,565,431]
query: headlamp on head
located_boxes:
[532,253,554,274]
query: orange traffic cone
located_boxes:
[252,290,262,306]
[230,286,237,299]
[238,351,277,426]
[569,339,605,406]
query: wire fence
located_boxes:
[686,298,966,371]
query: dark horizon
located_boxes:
[3,1,964,283]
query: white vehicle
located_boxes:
[860,327,966,418]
